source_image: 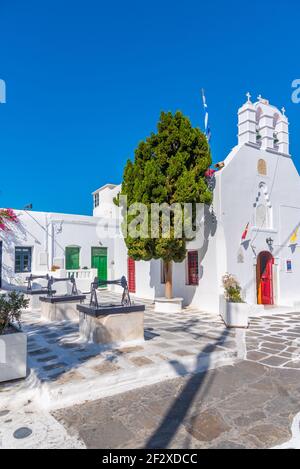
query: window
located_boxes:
[15,247,32,273]
[286,260,292,272]
[187,251,199,285]
[257,159,267,176]
[127,257,136,293]
[94,192,99,208]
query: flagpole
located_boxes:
[201,88,211,143]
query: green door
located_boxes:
[65,247,80,270]
[91,247,107,286]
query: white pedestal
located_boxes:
[79,310,144,345]
[154,297,183,313]
[41,300,80,322]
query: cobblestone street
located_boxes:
[52,361,300,449]
[1,291,300,448]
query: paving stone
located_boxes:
[283,361,300,369]
[233,411,266,427]
[43,362,67,371]
[155,354,169,361]
[185,409,230,442]
[78,419,134,449]
[213,440,247,449]
[55,370,85,384]
[259,356,289,367]
[260,342,285,351]
[29,348,51,356]
[117,345,144,354]
[36,355,58,363]
[278,351,294,358]
[153,342,172,349]
[78,354,98,362]
[129,356,154,367]
[247,351,270,361]
[247,423,291,447]
[286,347,300,354]
[172,349,194,357]
[92,362,121,374]
[260,347,284,355]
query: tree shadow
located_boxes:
[144,328,230,449]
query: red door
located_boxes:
[257,252,274,305]
[127,257,136,293]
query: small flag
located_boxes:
[241,222,250,241]
[290,228,298,244]
[201,89,211,143]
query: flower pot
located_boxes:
[0,326,27,382]
[220,296,249,328]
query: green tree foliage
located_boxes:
[0,291,29,335]
[115,111,212,297]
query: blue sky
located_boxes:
[0,0,299,215]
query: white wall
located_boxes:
[0,209,127,291]
[218,142,300,307]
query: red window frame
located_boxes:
[187,251,199,286]
[127,257,136,293]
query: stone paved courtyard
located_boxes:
[52,361,300,449]
[1,290,300,448]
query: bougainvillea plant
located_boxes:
[0,208,18,231]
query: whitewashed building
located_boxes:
[0,209,127,293]
[2,95,300,314]
[92,95,300,313]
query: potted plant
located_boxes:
[220,273,249,328]
[0,291,29,382]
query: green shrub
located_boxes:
[0,291,29,335]
[222,273,244,303]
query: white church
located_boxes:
[1,95,300,314]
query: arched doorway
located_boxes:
[257,251,274,305]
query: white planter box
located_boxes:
[0,327,27,382]
[220,295,249,328]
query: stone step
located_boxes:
[38,349,238,411]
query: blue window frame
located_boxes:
[286,260,292,272]
[15,247,32,273]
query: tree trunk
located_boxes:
[164,261,173,299]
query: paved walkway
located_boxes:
[1,291,300,448]
[245,313,300,368]
[0,292,238,410]
[52,361,300,449]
